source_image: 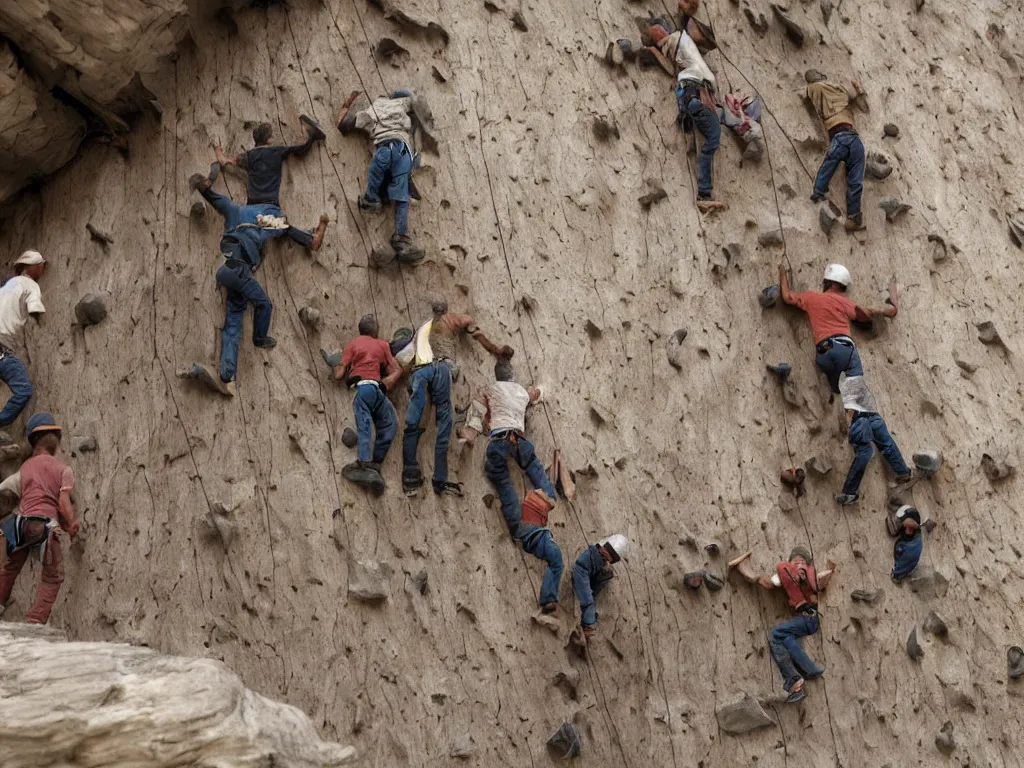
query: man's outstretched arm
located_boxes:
[854,280,899,321]
[778,265,797,305]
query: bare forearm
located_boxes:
[59,495,76,527]
[778,266,794,304]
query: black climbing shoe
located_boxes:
[358,195,382,213]
[255,336,277,350]
[403,469,423,497]
[835,493,859,506]
[785,689,807,704]
[766,363,792,381]
[541,602,558,615]
[810,192,826,203]
[342,461,385,496]
[433,481,464,497]
[299,113,327,142]
[391,234,425,265]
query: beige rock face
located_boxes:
[0,624,355,767]
[0,0,1023,766]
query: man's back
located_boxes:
[805,81,854,131]
[342,336,395,382]
[20,453,71,522]
[242,146,290,205]
[489,381,531,433]
[0,275,44,352]
[790,290,858,344]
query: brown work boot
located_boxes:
[696,198,728,213]
[391,234,425,264]
[844,213,866,232]
[310,213,329,251]
[582,624,597,641]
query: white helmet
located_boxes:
[599,534,630,563]
[824,263,851,287]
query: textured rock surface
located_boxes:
[0,624,354,767]
[0,0,1023,766]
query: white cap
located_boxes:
[599,534,630,563]
[15,250,45,266]
[824,263,851,287]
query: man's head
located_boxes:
[805,68,827,84]
[494,358,514,382]
[822,263,851,293]
[648,24,670,45]
[789,546,813,564]
[253,122,274,146]
[428,293,448,317]
[26,412,61,454]
[896,505,921,536]
[15,250,46,281]
[358,314,378,338]
[600,534,630,564]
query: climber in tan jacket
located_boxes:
[804,71,866,231]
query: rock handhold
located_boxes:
[757,229,784,247]
[770,4,805,45]
[667,328,687,370]
[86,222,113,246]
[638,186,667,208]
[552,669,581,700]
[759,284,781,308]
[682,571,705,589]
[743,6,769,34]
[908,566,950,598]
[348,559,393,602]
[975,320,1006,347]
[374,37,409,60]
[716,692,775,734]
[883,123,900,137]
[1008,214,1024,248]
[935,721,955,755]
[923,611,949,641]
[819,0,832,24]
[70,435,98,455]
[907,627,924,661]
[879,198,911,222]
[767,363,792,382]
[1008,646,1024,680]
[851,588,884,603]
[204,502,236,550]
[450,734,475,759]
[593,115,620,142]
[722,242,743,269]
[546,722,582,759]
[928,233,948,262]
[75,293,108,326]
[367,0,450,46]
[819,204,840,236]
[805,455,832,476]
[703,572,725,591]
[981,452,1016,482]
[298,306,324,333]
[341,428,358,449]
[912,450,942,478]
[585,319,603,338]
[865,152,893,180]
[510,10,528,30]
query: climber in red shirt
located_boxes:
[334,314,403,495]
[732,548,836,703]
[0,413,80,624]
[778,263,898,394]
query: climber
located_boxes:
[834,370,912,504]
[483,357,556,530]
[179,172,290,396]
[648,24,724,212]
[335,314,402,495]
[803,71,866,231]
[338,88,430,264]
[215,118,329,250]
[778,263,898,394]
[676,0,717,54]
[505,489,564,614]
[0,413,79,625]
[0,251,46,442]
[889,505,923,581]
[401,295,512,496]
[753,547,836,703]
[573,534,629,641]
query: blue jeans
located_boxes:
[215,261,272,382]
[402,361,453,488]
[0,353,32,427]
[770,612,822,691]
[485,434,556,533]
[365,140,412,236]
[813,131,865,217]
[250,203,314,248]
[815,340,863,394]
[676,91,721,198]
[573,563,614,627]
[841,413,911,496]
[353,383,397,463]
[203,189,313,248]
[520,527,563,606]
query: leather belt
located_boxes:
[815,334,855,354]
[357,380,381,389]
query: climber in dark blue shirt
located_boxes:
[890,505,923,581]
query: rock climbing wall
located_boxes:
[1,0,1023,765]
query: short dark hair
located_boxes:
[358,314,377,336]
[29,431,60,450]
[494,359,514,381]
[14,264,25,276]
[822,279,847,293]
[253,122,273,145]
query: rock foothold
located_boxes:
[865,153,893,180]
[767,362,792,381]
[716,692,775,734]
[759,284,781,308]
[922,611,949,640]
[883,123,900,137]
[744,7,769,34]
[770,4,805,46]
[851,588,884,603]
[907,627,924,661]
[819,204,839,236]
[935,721,955,755]
[805,456,832,476]
[975,320,1005,346]
[71,435,98,455]
[1008,214,1024,248]
[912,449,942,478]
[190,200,206,219]
[348,559,393,602]
[75,294,108,326]
[1008,646,1024,680]
[638,186,667,208]
[879,198,911,222]
[298,306,324,333]
[593,116,620,142]
[703,572,725,591]
[667,328,687,370]
[341,428,358,449]
[546,722,581,759]
[450,734,475,759]
[981,452,1016,482]
[757,229,784,247]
